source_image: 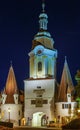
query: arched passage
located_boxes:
[32,112,46,127]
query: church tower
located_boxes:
[30,2,57,79]
[24,1,57,127]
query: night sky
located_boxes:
[0,0,80,91]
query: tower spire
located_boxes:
[10,60,12,66]
[65,56,67,63]
[58,57,74,102]
[32,0,55,50]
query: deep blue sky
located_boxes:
[0,0,80,91]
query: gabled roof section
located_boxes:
[58,57,74,102]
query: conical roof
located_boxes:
[4,65,18,103]
[58,57,74,102]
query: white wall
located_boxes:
[55,102,77,121]
[24,78,56,121]
[1,104,22,125]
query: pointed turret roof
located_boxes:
[58,57,74,102]
[5,65,18,95]
[4,64,18,103]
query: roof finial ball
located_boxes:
[42,0,45,12]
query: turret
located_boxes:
[2,93,7,104]
[13,93,19,104]
[67,86,71,102]
[1,88,7,104]
[2,64,19,104]
[58,57,74,102]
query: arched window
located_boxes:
[38,62,42,71]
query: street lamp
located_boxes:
[8,108,11,122]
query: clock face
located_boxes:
[37,50,42,55]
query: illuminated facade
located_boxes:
[1,65,22,126]
[24,2,57,126]
[24,2,77,126]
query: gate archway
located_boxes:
[32,112,46,127]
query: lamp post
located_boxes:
[8,108,11,122]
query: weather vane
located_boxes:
[42,0,45,12]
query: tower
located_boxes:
[1,65,22,125]
[55,57,77,122]
[24,1,57,126]
[58,57,74,102]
